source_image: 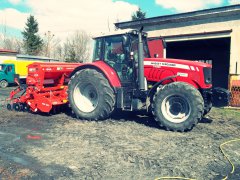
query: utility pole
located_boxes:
[44,31,55,57]
[2,18,7,49]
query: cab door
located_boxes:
[103,36,134,84]
[102,35,136,110]
[5,65,15,83]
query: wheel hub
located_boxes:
[170,102,183,115]
[89,92,96,99]
[161,95,191,123]
[73,83,99,113]
[0,80,7,88]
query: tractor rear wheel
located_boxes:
[68,69,115,120]
[152,82,204,132]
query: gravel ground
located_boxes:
[0,87,14,99]
[0,87,239,180]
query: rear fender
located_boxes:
[70,62,121,89]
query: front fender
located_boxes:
[146,75,177,111]
[146,76,203,111]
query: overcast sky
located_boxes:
[0,0,239,39]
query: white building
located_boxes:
[0,49,17,63]
[115,5,240,90]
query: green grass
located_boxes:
[211,107,240,120]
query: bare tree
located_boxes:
[53,45,64,61]
[0,23,23,53]
[41,31,61,58]
[63,30,91,63]
[0,35,23,53]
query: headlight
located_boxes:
[203,67,212,85]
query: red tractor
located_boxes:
[66,29,229,131]
[8,29,229,132]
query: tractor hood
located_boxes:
[144,58,212,69]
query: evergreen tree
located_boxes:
[22,15,43,55]
[131,8,146,20]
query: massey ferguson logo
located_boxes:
[144,61,190,70]
[147,62,176,67]
[160,62,176,67]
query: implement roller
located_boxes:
[8,62,80,113]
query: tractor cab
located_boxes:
[93,30,150,86]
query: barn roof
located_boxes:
[115,4,240,30]
[0,49,18,54]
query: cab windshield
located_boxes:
[0,65,6,71]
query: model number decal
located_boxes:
[177,72,188,77]
[144,61,190,70]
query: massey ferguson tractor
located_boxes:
[8,29,229,132]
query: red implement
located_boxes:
[8,62,80,113]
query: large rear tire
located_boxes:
[152,82,204,132]
[68,69,115,120]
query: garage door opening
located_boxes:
[166,38,231,89]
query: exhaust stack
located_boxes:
[138,29,145,91]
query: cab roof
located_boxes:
[93,29,132,39]
[93,29,147,39]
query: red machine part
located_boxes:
[144,58,212,89]
[147,38,164,58]
[9,62,80,113]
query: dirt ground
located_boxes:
[0,87,240,180]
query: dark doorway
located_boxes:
[166,38,231,89]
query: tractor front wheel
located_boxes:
[152,82,204,132]
[68,69,115,120]
[0,80,8,88]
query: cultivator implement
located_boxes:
[7,62,80,113]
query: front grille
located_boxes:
[203,67,212,85]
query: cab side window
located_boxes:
[7,66,12,72]
[104,36,125,66]
[93,39,102,61]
